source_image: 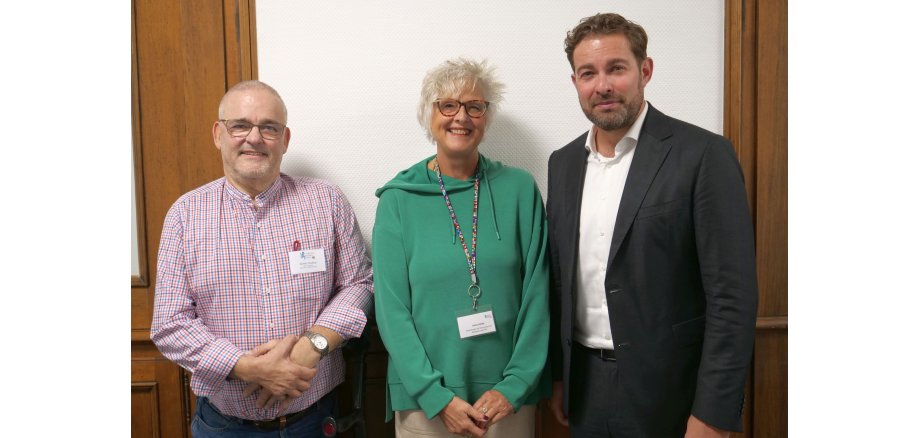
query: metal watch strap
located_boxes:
[305,331,329,358]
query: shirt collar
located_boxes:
[584,100,650,157]
[223,174,284,206]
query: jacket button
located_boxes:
[566,338,572,346]
[616,342,630,348]
[608,288,621,294]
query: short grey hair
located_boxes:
[218,80,288,123]
[417,58,505,143]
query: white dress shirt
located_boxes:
[574,102,649,349]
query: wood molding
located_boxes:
[724,0,757,212]
[222,0,258,86]
[131,0,149,288]
[756,316,787,330]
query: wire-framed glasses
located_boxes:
[219,119,285,140]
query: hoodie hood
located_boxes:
[376,153,505,241]
[375,153,506,197]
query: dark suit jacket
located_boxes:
[547,103,758,435]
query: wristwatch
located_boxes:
[305,331,329,359]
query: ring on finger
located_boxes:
[480,406,489,413]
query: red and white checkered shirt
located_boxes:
[151,174,373,420]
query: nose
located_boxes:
[595,72,613,95]
[244,125,264,143]
[452,105,472,122]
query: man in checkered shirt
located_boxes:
[151,80,373,437]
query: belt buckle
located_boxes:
[279,415,287,429]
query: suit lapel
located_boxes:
[560,135,589,295]
[607,104,673,267]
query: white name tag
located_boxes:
[288,249,326,275]
[456,308,497,339]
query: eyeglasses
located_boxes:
[219,119,286,140]
[434,99,490,118]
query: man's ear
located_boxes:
[640,57,654,87]
[212,121,222,150]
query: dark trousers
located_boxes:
[569,343,621,438]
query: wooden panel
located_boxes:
[753,328,788,437]
[724,0,788,436]
[133,342,191,438]
[755,0,788,317]
[132,382,159,438]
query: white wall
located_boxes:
[257,0,724,245]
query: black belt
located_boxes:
[201,396,320,431]
[575,342,617,361]
[246,405,315,431]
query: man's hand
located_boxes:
[549,380,569,427]
[437,396,487,438]
[232,335,317,409]
[685,415,730,438]
[471,389,512,429]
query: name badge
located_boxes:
[456,306,497,339]
[288,249,326,275]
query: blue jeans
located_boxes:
[192,393,337,438]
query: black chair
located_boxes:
[321,319,373,437]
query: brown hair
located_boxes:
[564,13,648,70]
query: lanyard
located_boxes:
[434,159,482,310]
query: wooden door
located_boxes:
[131,0,256,436]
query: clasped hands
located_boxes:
[438,389,512,438]
[232,334,322,412]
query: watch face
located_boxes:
[313,334,328,349]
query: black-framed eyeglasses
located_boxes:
[434,99,490,118]
[219,119,286,140]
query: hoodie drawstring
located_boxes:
[482,166,501,241]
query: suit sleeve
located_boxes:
[372,191,456,419]
[690,137,759,431]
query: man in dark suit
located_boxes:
[546,13,758,437]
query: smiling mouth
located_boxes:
[240,150,266,157]
[449,128,471,135]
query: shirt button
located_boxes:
[600,231,606,237]
[261,254,267,261]
[269,323,275,329]
[604,334,611,340]
[600,265,606,272]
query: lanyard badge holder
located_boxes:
[434,159,497,339]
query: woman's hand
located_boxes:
[437,396,487,438]
[471,389,513,428]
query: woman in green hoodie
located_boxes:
[373,58,550,438]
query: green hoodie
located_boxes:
[372,154,551,421]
